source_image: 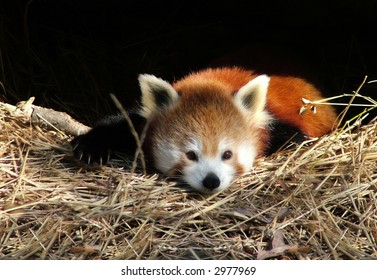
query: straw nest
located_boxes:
[1,90,376,260]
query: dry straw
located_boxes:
[0,79,376,260]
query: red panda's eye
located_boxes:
[222,150,233,160]
[186,151,198,161]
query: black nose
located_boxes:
[202,173,221,190]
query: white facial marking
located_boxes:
[237,142,257,172]
[153,141,180,174]
[185,138,202,156]
[183,156,235,193]
[154,137,257,193]
[181,138,237,193]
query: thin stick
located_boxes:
[337,76,368,127]
[110,94,146,174]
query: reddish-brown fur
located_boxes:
[267,77,337,137]
[171,68,269,156]
[141,67,338,191]
[173,67,252,96]
[148,82,264,172]
[173,67,337,140]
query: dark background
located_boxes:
[1,0,376,125]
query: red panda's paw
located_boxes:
[71,134,111,166]
[70,113,146,166]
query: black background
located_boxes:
[1,0,376,124]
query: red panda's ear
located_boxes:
[233,75,270,114]
[138,74,179,119]
[233,75,271,127]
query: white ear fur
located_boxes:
[138,74,179,119]
[233,75,271,127]
[234,74,270,113]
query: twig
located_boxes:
[337,76,368,126]
[110,94,147,174]
[1,97,91,136]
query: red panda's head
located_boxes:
[138,72,271,193]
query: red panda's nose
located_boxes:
[202,172,221,190]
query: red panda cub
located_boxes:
[72,67,337,193]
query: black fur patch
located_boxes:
[265,120,307,155]
[152,85,173,108]
[241,92,254,109]
[71,112,147,165]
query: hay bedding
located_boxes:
[0,90,376,260]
